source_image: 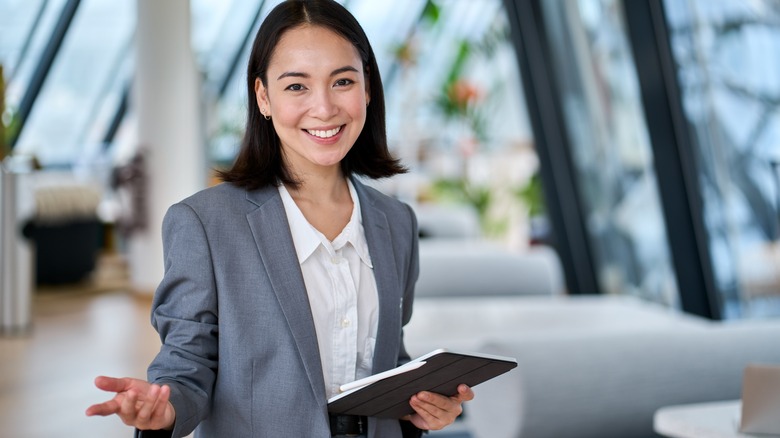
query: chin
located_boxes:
[313,150,351,168]
[315,159,347,169]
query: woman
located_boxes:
[86,1,473,437]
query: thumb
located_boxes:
[453,384,474,402]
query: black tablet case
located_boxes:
[327,350,517,418]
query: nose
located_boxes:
[309,88,338,120]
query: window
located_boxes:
[541,0,679,306]
[665,0,780,317]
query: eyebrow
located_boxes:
[276,65,360,81]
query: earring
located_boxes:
[261,108,271,121]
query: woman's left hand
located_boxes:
[402,384,474,430]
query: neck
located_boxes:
[286,173,350,204]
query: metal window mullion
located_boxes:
[622,0,721,319]
[101,84,129,146]
[502,0,600,295]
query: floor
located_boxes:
[0,255,471,438]
[0,253,160,437]
[0,289,161,437]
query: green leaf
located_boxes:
[422,0,441,25]
[515,172,546,217]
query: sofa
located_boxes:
[416,240,564,298]
[467,319,780,438]
[404,295,780,438]
[414,203,482,240]
[412,198,566,298]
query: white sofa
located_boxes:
[467,319,780,438]
[412,200,565,298]
[416,240,565,298]
[404,295,707,358]
[414,203,482,240]
[404,295,780,438]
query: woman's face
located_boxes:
[255,25,369,179]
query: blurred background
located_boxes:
[3,0,778,318]
[1,0,780,436]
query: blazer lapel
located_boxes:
[354,180,403,374]
[244,187,327,406]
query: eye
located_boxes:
[285,83,306,91]
[334,78,354,87]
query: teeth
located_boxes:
[306,126,341,138]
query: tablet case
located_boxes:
[327,349,517,418]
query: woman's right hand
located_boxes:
[86,376,176,431]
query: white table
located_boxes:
[654,400,763,438]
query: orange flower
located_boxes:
[447,79,482,109]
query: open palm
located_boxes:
[86,376,176,431]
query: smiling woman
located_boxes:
[217,0,405,192]
[254,25,370,180]
[85,1,474,437]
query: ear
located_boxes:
[255,77,270,113]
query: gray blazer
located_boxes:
[144,178,420,437]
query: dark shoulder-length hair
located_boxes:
[218,0,406,190]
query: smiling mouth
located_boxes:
[305,125,343,139]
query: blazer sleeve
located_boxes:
[145,202,220,437]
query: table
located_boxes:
[654,400,763,438]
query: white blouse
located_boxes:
[277,180,379,399]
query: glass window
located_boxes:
[375,0,536,246]
[0,0,67,114]
[13,0,135,166]
[10,0,260,167]
[0,0,44,72]
[541,0,680,306]
[192,0,261,89]
[664,0,780,318]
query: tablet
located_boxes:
[327,349,517,419]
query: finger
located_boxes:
[94,376,131,393]
[418,391,456,414]
[151,385,172,419]
[86,399,121,417]
[119,390,139,425]
[136,384,160,424]
[410,394,448,429]
[412,392,463,430]
[152,386,176,430]
[406,411,430,431]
